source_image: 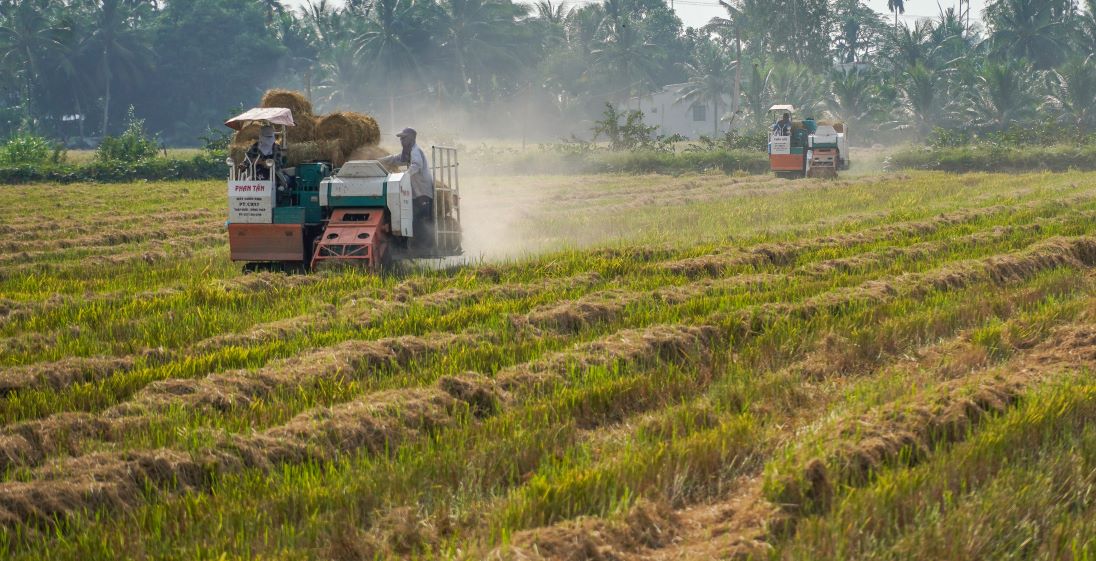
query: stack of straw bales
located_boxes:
[230,90,386,168]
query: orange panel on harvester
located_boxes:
[770,154,803,171]
[228,224,306,262]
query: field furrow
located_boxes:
[3,171,1096,559]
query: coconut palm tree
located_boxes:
[985,0,1074,69]
[354,0,424,124]
[890,19,933,70]
[708,0,772,61]
[963,60,1038,131]
[897,62,953,136]
[829,68,876,131]
[1078,0,1096,56]
[676,41,735,136]
[887,0,905,31]
[535,0,568,24]
[590,8,659,105]
[302,0,341,42]
[257,0,285,23]
[436,0,529,101]
[48,11,92,137]
[533,0,570,48]
[768,62,826,118]
[83,0,155,136]
[1044,57,1096,132]
[742,62,773,128]
[316,38,365,108]
[0,0,67,123]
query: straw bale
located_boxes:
[285,113,317,143]
[232,119,319,160]
[260,89,314,117]
[231,122,261,145]
[316,112,382,156]
[285,139,342,167]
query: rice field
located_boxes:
[2,169,1096,560]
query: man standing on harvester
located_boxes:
[380,128,434,249]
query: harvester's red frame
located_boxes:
[310,209,389,269]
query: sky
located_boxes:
[284,0,988,31]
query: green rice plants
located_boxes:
[2,169,1096,559]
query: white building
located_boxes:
[630,83,736,139]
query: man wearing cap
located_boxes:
[380,128,434,250]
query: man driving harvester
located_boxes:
[379,128,434,250]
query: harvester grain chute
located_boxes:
[224,107,462,271]
[767,104,850,179]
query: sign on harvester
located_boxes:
[770,135,791,155]
[228,180,274,223]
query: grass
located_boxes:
[1,169,1096,559]
[888,143,1096,173]
[63,148,204,164]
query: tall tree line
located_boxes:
[1,0,1095,143]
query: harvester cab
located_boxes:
[767,104,849,179]
[223,107,462,272]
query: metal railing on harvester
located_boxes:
[431,146,462,254]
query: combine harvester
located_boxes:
[767,104,850,179]
[223,107,462,271]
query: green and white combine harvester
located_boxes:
[223,107,462,271]
[767,104,850,179]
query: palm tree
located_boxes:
[0,0,67,123]
[302,0,343,43]
[258,0,285,23]
[1044,57,1096,133]
[829,68,876,131]
[590,7,659,106]
[897,62,952,136]
[314,38,360,108]
[533,0,569,49]
[887,0,905,31]
[963,60,1037,131]
[84,0,155,136]
[677,41,735,136]
[742,62,773,128]
[891,19,932,70]
[436,0,528,101]
[709,0,773,61]
[768,62,826,117]
[1077,0,1096,57]
[985,0,1074,69]
[564,4,604,57]
[535,0,568,24]
[354,0,423,125]
[49,10,92,137]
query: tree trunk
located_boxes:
[101,48,112,137]
[713,97,719,136]
[730,28,742,128]
[75,94,85,138]
[388,82,395,135]
[455,38,472,98]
